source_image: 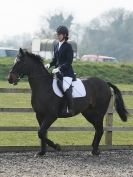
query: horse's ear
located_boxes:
[19,48,24,56]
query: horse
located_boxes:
[8,48,128,156]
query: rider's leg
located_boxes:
[63,77,74,115]
[64,87,74,114]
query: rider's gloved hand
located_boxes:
[45,63,50,69]
[52,67,60,74]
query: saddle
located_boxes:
[52,77,86,98]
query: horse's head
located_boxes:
[8,48,49,85]
[8,48,28,85]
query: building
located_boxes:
[32,38,77,59]
[0,47,18,57]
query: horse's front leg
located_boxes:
[37,130,47,156]
[36,113,59,156]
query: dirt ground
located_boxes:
[0,150,133,177]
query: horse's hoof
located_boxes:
[34,151,46,157]
[55,144,61,151]
[92,149,100,156]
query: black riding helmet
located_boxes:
[56,26,69,40]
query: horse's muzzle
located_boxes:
[8,73,19,85]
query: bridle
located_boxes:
[9,53,52,83]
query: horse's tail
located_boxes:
[107,82,128,122]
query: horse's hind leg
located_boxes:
[82,110,104,155]
[91,121,104,155]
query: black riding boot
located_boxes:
[64,88,74,116]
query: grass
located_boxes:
[73,60,133,84]
[1,57,133,83]
[0,81,133,146]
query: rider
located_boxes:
[45,25,75,115]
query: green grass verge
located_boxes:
[1,57,133,83]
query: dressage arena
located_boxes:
[0,150,133,177]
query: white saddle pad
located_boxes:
[53,78,86,98]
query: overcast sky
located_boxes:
[0,0,132,39]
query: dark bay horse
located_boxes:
[8,48,128,156]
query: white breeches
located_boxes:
[63,77,73,92]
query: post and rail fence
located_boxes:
[0,88,133,152]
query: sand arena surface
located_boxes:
[0,150,133,177]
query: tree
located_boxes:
[79,8,133,60]
[0,33,32,49]
[37,12,74,38]
[47,13,64,31]
[47,12,73,31]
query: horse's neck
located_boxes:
[28,68,52,93]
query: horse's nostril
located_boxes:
[8,74,14,84]
[8,78,13,84]
[7,73,18,84]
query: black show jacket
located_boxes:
[50,41,75,78]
